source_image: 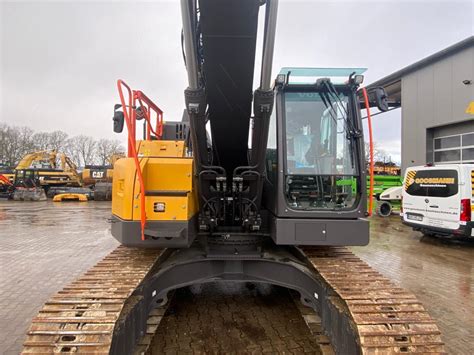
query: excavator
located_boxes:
[13,150,82,191]
[0,174,14,199]
[81,154,125,200]
[81,154,124,186]
[0,151,81,200]
[23,1,445,353]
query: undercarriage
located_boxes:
[23,244,444,354]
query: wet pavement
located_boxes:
[0,200,472,354]
[0,201,118,354]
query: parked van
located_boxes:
[402,164,474,238]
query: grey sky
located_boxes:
[1,0,473,163]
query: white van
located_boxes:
[402,164,474,238]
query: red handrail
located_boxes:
[361,87,374,217]
[135,90,163,139]
[116,80,165,241]
[117,79,147,240]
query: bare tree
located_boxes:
[32,132,51,151]
[365,142,389,164]
[96,139,125,165]
[65,135,97,167]
[0,123,124,169]
[33,131,69,151]
[49,131,69,151]
[0,124,35,166]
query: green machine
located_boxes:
[338,175,403,216]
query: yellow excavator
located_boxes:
[23,1,445,353]
[81,154,124,200]
[13,150,82,191]
[81,154,123,185]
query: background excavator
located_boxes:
[81,153,124,186]
[0,173,14,199]
[0,150,82,200]
[81,153,124,200]
[23,1,445,353]
[13,150,82,191]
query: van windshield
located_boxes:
[405,169,458,197]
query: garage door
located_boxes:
[433,132,474,164]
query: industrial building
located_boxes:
[369,36,474,171]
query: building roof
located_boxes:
[367,36,474,107]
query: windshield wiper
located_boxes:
[316,78,359,170]
[317,78,361,139]
[318,90,339,127]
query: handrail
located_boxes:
[134,90,163,139]
[117,79,147,240]
[361,87,374,217]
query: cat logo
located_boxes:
[92,171,105,179]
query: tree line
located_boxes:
[364,142,397,165]
[0,123,125,168]
[0,122,396,169]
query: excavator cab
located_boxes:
[14,169,42,188]
[12,169,47,201]
[263,68,369,245]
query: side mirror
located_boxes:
[135,106,147,121]
[113,108,124,133]
[373,87,389,112]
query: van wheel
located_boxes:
[377,201,392,217]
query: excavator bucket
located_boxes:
[53,193,88,202]
[13,188,47,201]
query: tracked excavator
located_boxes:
[81,154,125,201]
[23,1,445,353]
[14,150,82,190]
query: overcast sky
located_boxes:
[1,0,473,163]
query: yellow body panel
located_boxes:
[112,140,198,222]
[137,140,185,157]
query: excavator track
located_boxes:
[22,246,164,354]
[302,246,445,354]
[22,246,445,354]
